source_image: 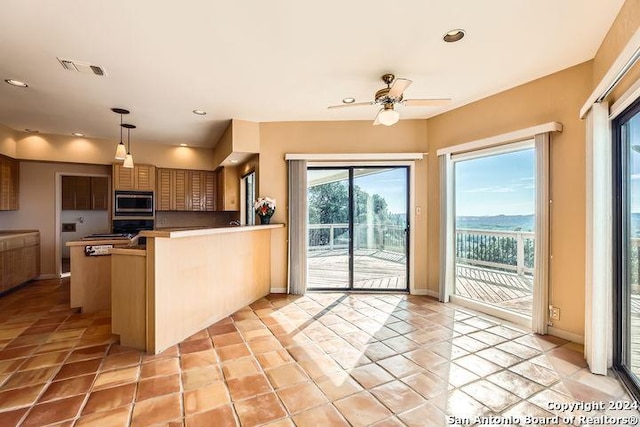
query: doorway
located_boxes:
[452,141,536,319]
[614,97,640,398]
[306,166,409,291]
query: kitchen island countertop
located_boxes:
[140,223,283,239]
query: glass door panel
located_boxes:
[353,168,408,290]
[307,168,351,289]
[453,146,536,317]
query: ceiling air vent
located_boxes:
[57,58,107,76]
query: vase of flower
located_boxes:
[254,197,276,225]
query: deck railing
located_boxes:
[456,228,535,276]
[308,223,407,255]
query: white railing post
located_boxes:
[329,224,334,251]
[516,232,524,276]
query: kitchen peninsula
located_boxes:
[111,224,283,354]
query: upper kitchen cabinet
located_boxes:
[0,155,19,211]
[62,176,109,210]
[215,166,239,212]
[113,163,156,191]
[156,168,216,212]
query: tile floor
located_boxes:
[0,278,637,426]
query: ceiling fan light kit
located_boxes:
[328,74,451,126]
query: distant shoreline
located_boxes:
[456,214,534,232]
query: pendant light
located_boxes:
[112,108,130,160]
[122,123,136,168]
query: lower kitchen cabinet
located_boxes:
[0,231,40,294]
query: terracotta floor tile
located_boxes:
[248,337,282,354]
[381,335,418,353]
[6,332,51,348]
[497,341,541,359]
[221,357,261,380]
[0,358,25,375]
[216,343,251,362]
[75,404,132,427]
[461,379,520,412]
[180,349,218,371]
[397,402,448,427]
[184,330,210,341]
[65,345,109,363]
[277,381,328,414]
[429,341,468,360]
[350,363,394,389]
[184,381,231,414]
[401,371,451,399]
[234,392,287,427]
[179,338,213,354]
[92,366,139,390]
[82,383,136,415]
[256,349,294,370]
[21,395,84,427]
[141,357,181,379]
[0,407,29,426]
[428,363,479,387]
[131,393,182,425]
[371,380,425,413]
[212,332,244,348]
[2,365,59,389]
[334,391,391,427]
[136,373,181,401]
[377,354,422,378]
[207,323,237,337]
[509,361,560,387]
[0,384,45,411]
[486,370,544,399]
[476,347,522,368]
[183,365,224,390]
[265,364,309,389]
[141,345,179,363]
[292,403,349,427]
[100,351,142,371]
[0,345,38,361]
[443,389,491,420]
[39,373,94,402]
[451,336,489,353]
[54,359,102,381]
[226,373,271,402]
[403,348,448,369]
[315,371,363,401]
[454,354,501,377]
[185,404,237,427]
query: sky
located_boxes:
[455,148,535,217]
[354,168,407,214]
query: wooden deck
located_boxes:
[455,264,533,315]
[307,250,407,290]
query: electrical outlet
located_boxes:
[550,306,560,321]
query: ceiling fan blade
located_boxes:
[388,78,412,98]
[403,98,451,107]
[373,109,382,126]
[327,101,374,109]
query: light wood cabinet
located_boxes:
[0,232,40,294]
[113,163,156,191]
[156,168,216,212]
[0,155,19,211]
[62,176,108,210]
[215,167,239,211]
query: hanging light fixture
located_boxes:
[121,123,136,168]
[375,104,400,126]
[111,108,130,160]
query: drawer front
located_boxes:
[5,237,24,250]
[24,234,39,247]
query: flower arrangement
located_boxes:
[254,197,276,224]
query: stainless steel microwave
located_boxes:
[114,191,154,217]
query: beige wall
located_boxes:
[0,124,17,158]
[426,61,593,337]
[233,120,260,153]
[212,122,233,168]
[259,120,428,289]
[14,132,214,170]
[0,161,111,276]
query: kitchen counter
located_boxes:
[0,230,39,238]
[112,223,284,353]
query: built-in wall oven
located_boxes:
[114,191,154,217]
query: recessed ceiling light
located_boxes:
[72,132,84,137]
[4,79,28,88]
[230,159,239,164]
[342,97,356,104]
[24,129,39,133]
[180,143,188,147]
[193,110,207,115]
[443,29,465,43]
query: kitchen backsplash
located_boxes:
[155,211,240,228]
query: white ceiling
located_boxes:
[0,1,625,148]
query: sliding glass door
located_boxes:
[307,166,409,291]
[614,98,640,398]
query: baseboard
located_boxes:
[548,326,584,344]
[270,287,287,294]
[36,274,58,280]
[411,289,439,299]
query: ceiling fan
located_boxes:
[327,73,451,126]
